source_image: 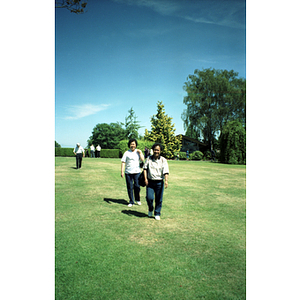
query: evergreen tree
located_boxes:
[125,107,141,140]
[145,101,182,159]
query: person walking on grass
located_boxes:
[73,143,85,169]
[121,138,145,207]
[143,143,169,221]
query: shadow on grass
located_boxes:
[104,198,128,205]
[121,210,148,218]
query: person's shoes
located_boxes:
[148,211,153,217]
[155,215,160,220]
[136,201,141,205]
[128,203,133,207]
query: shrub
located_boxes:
[179,152,187,160]
[203,150,211,160]
[219,120,246,165]
[190,151,203,160]
[55,148,74,157]
[100,149,120,158]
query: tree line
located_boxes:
[56,68,246,164]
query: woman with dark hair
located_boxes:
[121,138,145,207]
[143,143,169,220]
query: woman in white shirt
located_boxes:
[121,138,144,207]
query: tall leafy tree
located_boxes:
[182,68,246,149]
[87,123,126,149]
[145,101,182,159]
[125,107,142,140]
[219,120,246,164]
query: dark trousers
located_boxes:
[125,173,140,204]
[76,153,83,169]
[146,180,164,216]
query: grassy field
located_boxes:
[55,157,246,300]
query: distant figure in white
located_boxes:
[73,143,85,169]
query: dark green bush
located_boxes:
[219,120,246,165]
[55,148,74,157]
[203,150,211,160]
[190,151,203,160]
[54,147,130,159]
[100,149,120,158]
[179,152,187,160]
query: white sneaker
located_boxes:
[148,211,153,217]
[136,201,141,205]
[155,215,160,220]
[128,203,133,207]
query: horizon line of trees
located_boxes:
[56,68,246,163]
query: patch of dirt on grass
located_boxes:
[129,230,159,246]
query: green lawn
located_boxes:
[55,157,246,300]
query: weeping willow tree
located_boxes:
[182,68,246,149]
[219,120,246,164]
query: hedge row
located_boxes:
[55,147,121,158]
[99,149,120,158]
[55,147,213,161]
[55,148,74,157]
[178,151,204,160]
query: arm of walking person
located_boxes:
[121,162,125,178]
[136,149,144,161]
[144,169,148,186]
[164,174,169,188]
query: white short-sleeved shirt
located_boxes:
[121,149,141,174]
[144,155,169,180]
[74,146,85,154]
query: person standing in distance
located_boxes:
[73,143,85,169]
[90,144,95,158]
[96,144,101,158]
[121,138,144,207]
[143,143,169,220]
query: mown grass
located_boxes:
[55,157,246,299]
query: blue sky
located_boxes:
[55,0,246,148]
[3,2,300,296]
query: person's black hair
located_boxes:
[128,138,138,148]
[151,143,164,151]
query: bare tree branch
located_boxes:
[55,0,88,14]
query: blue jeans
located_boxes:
[125,173,140,204]
[146,180,164,216]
